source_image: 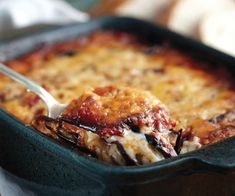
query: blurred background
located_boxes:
[0,0,235,56]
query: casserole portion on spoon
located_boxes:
[32,85,180,165]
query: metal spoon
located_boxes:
[0,63,67,118]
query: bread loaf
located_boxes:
[199,8,235,57]
[161,0,235,37]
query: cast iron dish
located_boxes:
[0,17,235,195]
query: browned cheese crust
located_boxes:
[0,31,235,164]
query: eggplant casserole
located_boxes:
[0,31,235,165]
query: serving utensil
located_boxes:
[0,63,67,118]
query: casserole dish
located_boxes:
[0,16,235,195]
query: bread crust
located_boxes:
[156,0,178,26]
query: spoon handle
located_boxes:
[0,63,59,109]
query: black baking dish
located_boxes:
[0,17,235,196]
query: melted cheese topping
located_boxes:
[0,31,235,158]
